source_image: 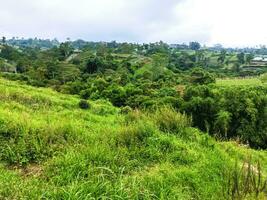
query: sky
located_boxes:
[1,0,267,47]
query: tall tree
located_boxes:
[59,42,74,60]
[189,42,201,50]
[245,54,254,64]
[1,36,6,44]
[237,52,245,64]
[217,50,226,64]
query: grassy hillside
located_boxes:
[0,78,266,199]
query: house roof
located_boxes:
[252,57,263,61]
[74,49,82,53]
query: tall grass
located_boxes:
[0,78,266,199]
[223,158,267,199]
[152,106,192,134]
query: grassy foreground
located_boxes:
[0,78,266,199]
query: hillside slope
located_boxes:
[0,78,266,199]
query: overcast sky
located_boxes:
[1,0,267,47]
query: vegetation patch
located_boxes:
[0,39,266,199]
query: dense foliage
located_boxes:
[183,85,267,148]
[0,39,266,150]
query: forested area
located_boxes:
[1,39,266,149]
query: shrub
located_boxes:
[124,109,144,125]
[102,84,127,107]
[189,67,216,85]
[80,89,91,99]
[120,106,132,114]
[79,99,90,110]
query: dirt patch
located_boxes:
[176,85,185,96]
[8,164,43,178]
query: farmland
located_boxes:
[216,77,264,86]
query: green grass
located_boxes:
[216,77,264,86]
[0,78,266,199]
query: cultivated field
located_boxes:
[216,77,264,86]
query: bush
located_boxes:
[189,67,216,85]
[79,99,90,110]
[124,109,144,124]
[120,106,132,114]
[80,89,92,99]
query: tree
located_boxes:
[195,50,205,63]
[83,57,106,74]
[217,50,226,64]
[245,54,254,64]
[57,63,80,83]
[237,52,245,64]
[146,41,169,55]
[0,59,5,71]
[233,62,240,72]
[96,43,109,58]
[151,53,168,80]
[16,58,30,73]
[102,84,127,107]
[214,111,231,138]
[59,42,74,60]
[1,36,6,44]
[170,51,194,70]
[189,68,215,85]
[189,42,201,50]
[0,45,20,61]
[116,43,135,54]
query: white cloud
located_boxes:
[192,0,267,47]
[1,0,267,46]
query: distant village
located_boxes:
[1,41,267,75]
[250,55,267,65]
